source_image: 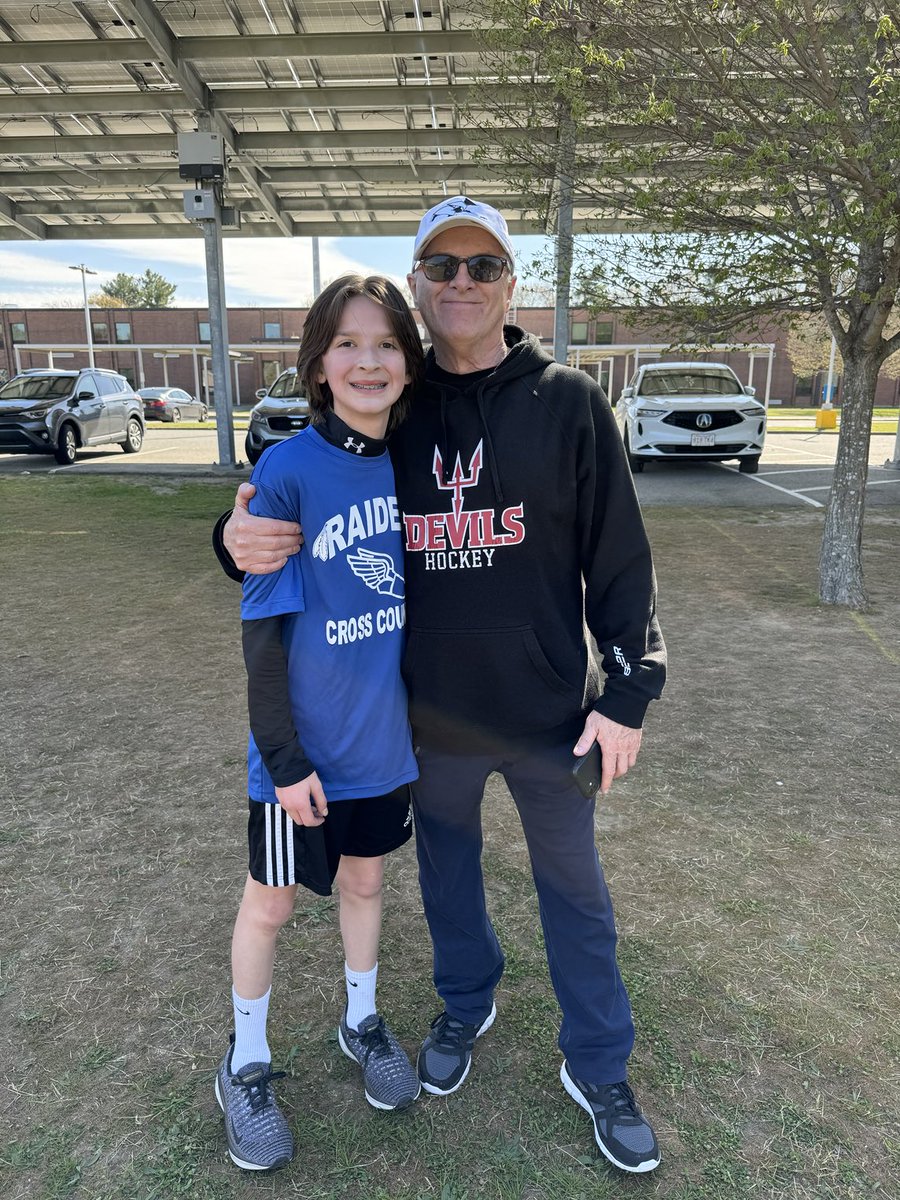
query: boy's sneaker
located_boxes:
[560,1060,660,1173]
[338,1011,421,1111]
[214,1036,294,1172]
[417,1002,496,1095]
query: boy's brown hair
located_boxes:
[297,274,424,433]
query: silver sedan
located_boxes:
[138,387,208,423]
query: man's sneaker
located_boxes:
[214,1036,294,1171]
[560,1060,660,1173]
[338,1011,421,1111]
[417,1003,496,1095]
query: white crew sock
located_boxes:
[231,986,272,1073]
[345,962,378,1030]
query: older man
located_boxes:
[216,197,666,1173]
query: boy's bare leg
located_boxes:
[232,873,298,998]
[336,855,384,972]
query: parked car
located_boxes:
[0,367,145,464]
[615,362,766,473]
[138,386,207,423]
[245,367,310,465]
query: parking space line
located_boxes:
[715,463,825,507]
[771,441,839,462]
[756,467,834,476]
[803,478,900,492]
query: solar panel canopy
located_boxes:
[0,0,575,243]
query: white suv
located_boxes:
[615,362,766,474]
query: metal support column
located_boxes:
[312,236,321,298]
[553,113,575,366]
[200,197,236,466]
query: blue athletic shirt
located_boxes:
[241,425,418,802]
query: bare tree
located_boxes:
[478,0,900,607]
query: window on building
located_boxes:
[794,375,814,398]
[11,322,26,343]
[92,322,109,343]
[119,365,136,387]
[264,322,282,340]
[263,360,281,387]
[571,321,589,345]
[595,320,614,345]
[115,322,132,343]
[198,322,211,342]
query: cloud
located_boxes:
[0,237,409,308]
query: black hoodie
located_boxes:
[388,325,666,754]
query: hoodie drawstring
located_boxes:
[476,387,504,503]
[439,388,452,483]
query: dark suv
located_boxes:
[0,368,145,464]
[245,367,310,465]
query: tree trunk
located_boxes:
[818,351,880,608]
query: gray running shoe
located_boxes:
[417,1003,496,1095]
[214,1036,294,1171]
[338,1011,421,1111]
[560,1060,661,1173]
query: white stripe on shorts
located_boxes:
[274,803,285,884]
[265,802,275,886]
[285,808,295,882]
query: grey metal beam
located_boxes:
[0,161,511,188]
[16,193,536,216]
[0,127,570,157]
[0,195,47,240]
[0,215,653,241]
[0,83,482,118]
[0,134,178,156]
[0,31,484,66]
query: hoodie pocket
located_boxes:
[403,626,581,736]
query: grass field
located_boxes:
[1,477,898,1200]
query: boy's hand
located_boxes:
[276,774,328,827]
[225,482,303,575]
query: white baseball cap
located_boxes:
[412,196,515,270]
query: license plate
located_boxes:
[691,433,715,448]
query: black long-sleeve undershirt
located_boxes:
[242,616,315,787]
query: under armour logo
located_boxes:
[344,437,365,454]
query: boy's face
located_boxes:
[318,295,410,439]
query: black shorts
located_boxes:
[247,785,413,897]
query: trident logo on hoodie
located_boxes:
[403,440,526,571]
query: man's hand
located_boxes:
[275,773,328,827]
[574,712,643,794]
[224,482,302,575]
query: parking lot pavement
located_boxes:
[622,433,900,508]
[1,428,898,507]
[0,426,247,478]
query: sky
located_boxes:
[0,233,555,310]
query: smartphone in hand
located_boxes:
[571,744,602,798]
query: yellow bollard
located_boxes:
[815,408,838,430]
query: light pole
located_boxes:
[69,263,97,368]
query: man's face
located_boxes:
[407,226,516,348]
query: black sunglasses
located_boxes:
[416,253,510,283]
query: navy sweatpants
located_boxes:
[411,741,635,1084]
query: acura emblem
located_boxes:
[696,412,713,429]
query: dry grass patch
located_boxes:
[0,476,897,1200]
